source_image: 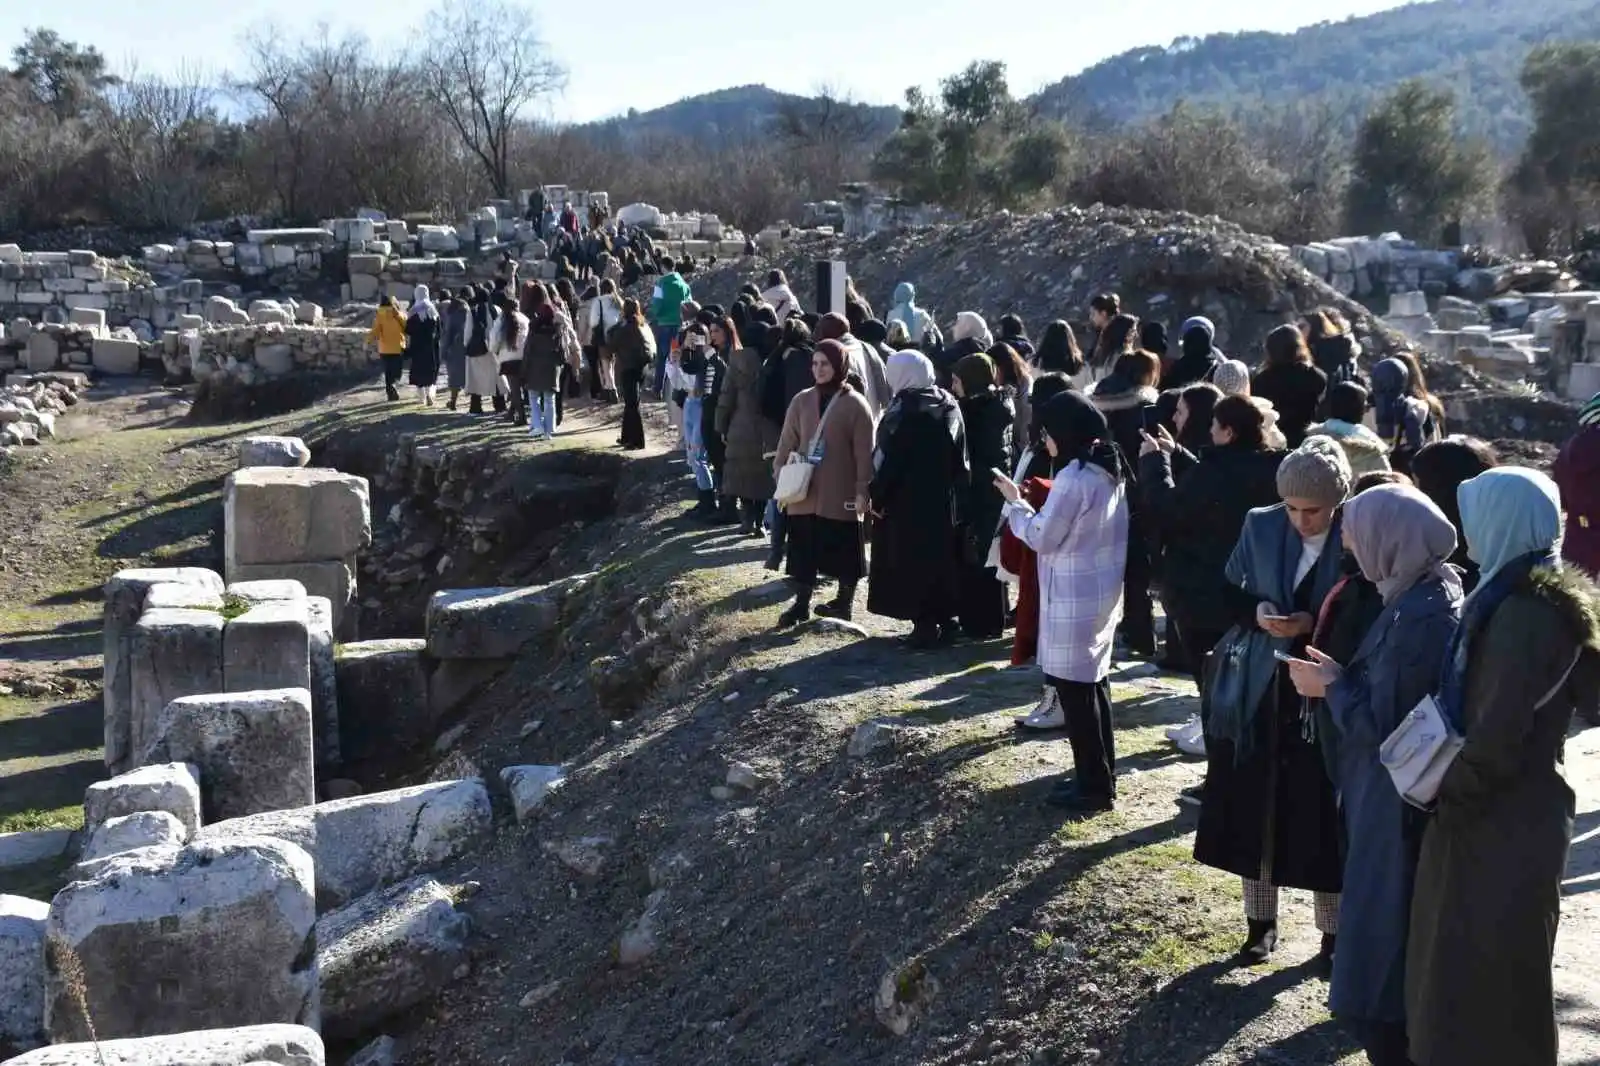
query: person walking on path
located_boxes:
[438,288,469,411]
[367,296,408,401]
[405,284,442,407]
[650,268,692,396]
[716,318,781,535]
[608,297,655,451]
[462,286,501,414]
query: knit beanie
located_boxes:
[1581,390,1600,428]
[1277,435,1354,506]
[1213,359,1251,397]
[1181,316,1216,344]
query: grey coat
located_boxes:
[715,348,779,501]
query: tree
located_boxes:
[1345,80,1492,243]
[1513,42,1600,249]
[9,28,117,121]
[419,0,567,198]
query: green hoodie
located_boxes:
[650,272,691,327]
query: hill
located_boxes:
[1033,0,1600,152]
[578,84,901,146]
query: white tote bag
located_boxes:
[774,395,841,509]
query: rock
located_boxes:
[143,582,225,612]
[316,877,470,1038]
[91,336,141,376]
[3,1024,325,1065]
[725,762,764,791]
[44,837,318,1041]
[0,894,48,1051]
[76,811,189,867]
[304,597,340,775]
[227,579,307,607]
[348,1035,397,1066]
[847,717,931,758]
[518,981,562,1009]
[255,342,294,374]
[428,657,513,721]
[500,765,565,822]
[224,600,312,695]
[709,785,735,801]
[874,960,939,1037]
[0,830,74,871]
[23,332,58,373]
[618,890,665,966]
[544,836,610,878]
[197,779,491,909]
[811,617,869,638]
[335,639,433,765]
[142,688,315,821]
[128,608,226,774]
[322,778,363,801]
[224,467,372,572]
[433,722,468,752]
[425,574,593,660]
[239,436,311,468]
[230,561,354,641]
[84,762,202,836]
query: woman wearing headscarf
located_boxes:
[1092,350,1162,656]
[1287,485,1464,1066]
[367,295,408,402]
[1409,436,1498,592]
[1002,373,1074,680]
[994,392,1130,815]
[1163,316,1226,390]
[772,339,876,626]
[952,353,1016,640]
[868,350,969,648]
[1405,468,1600,1066]
[438,288,469,411]
[403,285,441,407]
[938,311,994,387]
[462,285,501,414]
[1371,355,1444,474]
[761,269,800,321]
[886,282,942,355]
[1553,392,1600,579]
[1194,436,1352,966]
[716,316,781,536]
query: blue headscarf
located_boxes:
[1436,467,1564,731]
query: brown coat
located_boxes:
[773,386,874,521]
[716,348,780,501]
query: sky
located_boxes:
[1,0,1417,123]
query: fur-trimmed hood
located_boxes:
[1090,382,1160,413]
[1527,563,1600,652]
[1308,419,1389,457]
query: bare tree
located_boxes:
[419,0,567,198]
[99,63,219,227]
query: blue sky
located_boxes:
[3,0,1414,122]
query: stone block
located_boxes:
[143,582,224,612]
[92,336,141,375]
[83,762,202,836]
[77,810,188,866]
[23,332,59,372]
[295,301,323,325]
[1388,290,1428,317]
[306,597,340,774]
[3,1024,324,1065]
[224,467,372,573]
[335,639,433,764]
[425,574,591,660]
[226,579,307,606]
[0,831,73,871]
[348,254,386,275]
[231,560,354,639]
[199,780,490,910]
[44,838,318,1042]
[129,608,225,771]
[143,688,315,821]
[255,342,294,375]
[66,307,105,332]
[501,765,565,822]
[1,894,48,1052]
[1568,361,1600,402]
[350,273,381,301]
[63,293,108,311]
[0,244,21,264]
[429,657,512,720]
[239,435,311,468]
[316,876,470,1038]
[223,601,312,695]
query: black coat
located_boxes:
[957,389,1015,561]
[1252,362,1328,448]
[868,389,969,622]
[1140,444,1284,634]
[404,313,441,387]
[1161,348,1222,391]
[780,344,816,411]
[935,336,987,389]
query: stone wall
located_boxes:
[1292,234,1459,300]
[0,245,206,338]
[164,324,373,386]
[143,229,334,287]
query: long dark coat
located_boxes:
[1194,505,1346,892]
[1407,564,1600,1066]
[522,317,562,393]
[867,388,969,623]
[440,302,468,390]
[716,347,780,500]
[1323,577,1460,1024]
[956,389,1015,562]
[404,312,441,387]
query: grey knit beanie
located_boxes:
[1213,359,1251,397]
[1277,435,1353,506]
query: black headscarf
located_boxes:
[1037,390,1125,482]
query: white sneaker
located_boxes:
[1167,715,1206,756]
[1014,687,1066,731]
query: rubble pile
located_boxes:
[0,370,89,451]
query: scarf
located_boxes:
[1340,484,1464,605]
[409,284,438,322]
[1037,390,1127,484]
[1437,549,1553,733]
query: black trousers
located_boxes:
[1048,676,1117,800]
[584,345,602,397]
[619,368,645,448]
[1120,539,1155,652]
[381,353,405,386]
[1173,613,1228,690]
[1348,1020,1413,1066]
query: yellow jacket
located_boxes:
[368,304,407,355]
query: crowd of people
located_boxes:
[367,259,1600,1066]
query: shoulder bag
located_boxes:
[774,395,842,509]
[1382,645,1582,810]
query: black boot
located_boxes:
[446,389,459,411]
[777,584,812,628]
[691,489,717,519]
[385,384,400,401]
[1236,920,1278,966]
[492,393,506,414]
[814,582,856,622]
[469,394,484,414]
[1314,933,1336,978]
[715,495,741,526]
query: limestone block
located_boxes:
[1,894,48,1052]
[177,312,205,330]
[386,220,410,243]
[425,574,592,660]
[66,307,105,333]
[429,657,512,720]
[226,579,308,606]
[0,830,73,870]
[247,227,334,245]
[231,560,354,638]
[224,467,372,574]
[316,876,470,1038]
[1330,272,1356,296]
[63,293,108,311]
[1568,361,1600,401]
[350,273,381,301]
[42,276,86,294]
[223,601,312,695]
[2,1024,324,1065]
[66,249,96,267]
[129,608,226,771]
[254,342,295,375]
[0,244,21,264]
[83,762,202,836]
[348,254,386,275]
[77,810,189,866]
[417,226,459,253]
[143,582,224,611]
[143,688,314,821]
[306,596,340,774]
[199,779,491,909]
[239,435,311,468]
[1388,290,1428,317]
[335,639,432,764]
[91,336,141,375]
[24,332,59,372]
[44,837,318,1041]
[501,765,565,822]
[295,302,323,325]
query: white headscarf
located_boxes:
[886,349,936,395]
[409,284,438,322]
[953,311,993,349]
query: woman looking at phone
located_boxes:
[1193,436,1352,967]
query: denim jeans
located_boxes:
[652,323,677,394]
[529,391,557,437]
[681,395,714,490]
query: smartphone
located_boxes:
[1141,407,1165,433]
[1261,613,1290,622]
[1273,650,1307,664]
[990,467,1009,482]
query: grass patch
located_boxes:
[0,804,84,833]
[220,593,251,620]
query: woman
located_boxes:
[366,295,408,401]
[989,341,1034,451]
[938,311,994,385]
[589,278,625,405]
[1306,382,1390,477]
[1287,485,1463,1066]
[404,285,442,407]
[1371,354,1444,474]
[1251,323,1328,448]
[1034,320,1086,380]
[488,291,526,417]
[868,350,969,648]
[1173,382,1222,455]
[1194,436,1351,965]
[952,353,1016,640]
[678,325,719,518]
[885,282,940,353]
[1090,351,1161,656]
[462,286,501,414]
[716,316,780,535]
[994,391,1130,815]
[1306,308,1365,392]
[772,339,876,626]
[1409,436,1498,592]
[1140,393,1284,683]
[521,284,562,440]
[997,313,1035,362]
[1087,292,1119,351]
[1213,359,1252,398]
[438,288,469,411]
[1552,392,1600,578]
[700,314,738,524]
[1139,320,1169,371]
[761,269,800,320]
[607,298,654,451]
[1088,312,1140,382]
[1163,316,1225,390]
[1406,467,1600,1066]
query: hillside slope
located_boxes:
[579,84,901,145]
